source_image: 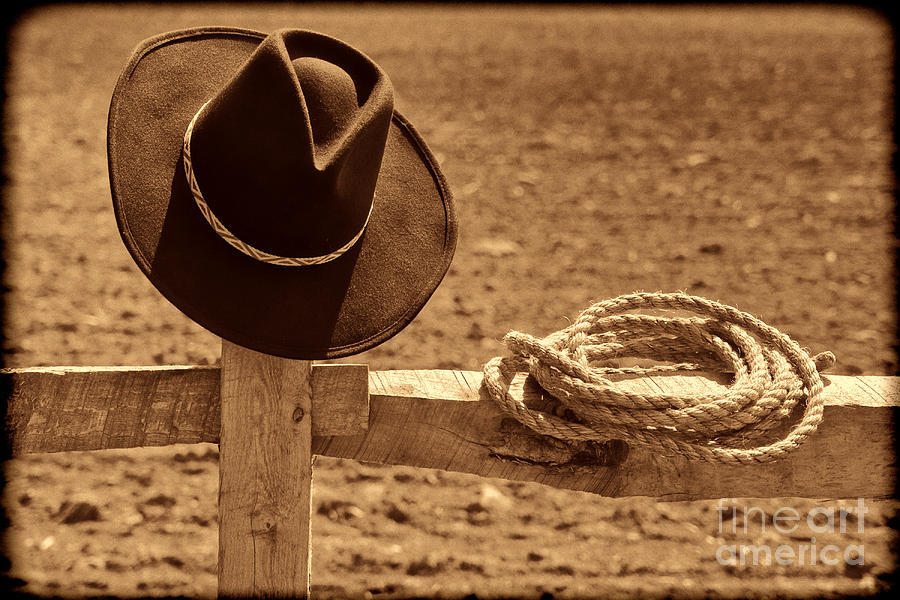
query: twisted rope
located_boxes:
[481,292,836,465]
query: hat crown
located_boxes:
[188,30,393,259]
[293,57,358,149]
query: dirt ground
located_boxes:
[2,4,897,599]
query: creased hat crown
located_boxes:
[187,29,393,259]
[109,26,457,359]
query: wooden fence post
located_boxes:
[217,340,312,598]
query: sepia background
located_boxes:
[2,4,897,598]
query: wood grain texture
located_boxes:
[217,341,312,599]
[3,365,221,453]
[310,364,368,436]
[3,366,896,499]
[3,363,366,453]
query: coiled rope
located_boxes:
[481,292,835,465]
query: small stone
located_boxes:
[686,152,709,167]
[58,501,102,524]
[316,499,364,522]
[744,215,762,229]
[478,484,512,512]
[124,471,152,487]
[464,502,491,526]
[104,560,127,573]
[345,505,366,520]
[464,502,487,515]
[144,494,176,507]
[385,503,411,524]
[553,565,576,576]
[139,494,177,521]
[406,555,446,576]
[472,238,522,258]
[459,561,485,573]
[82,581,108,590]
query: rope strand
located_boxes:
[481,292,835,465]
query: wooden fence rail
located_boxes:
[4,364,896,501]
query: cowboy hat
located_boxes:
[108,27,457,359]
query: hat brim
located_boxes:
[108,27,457,359]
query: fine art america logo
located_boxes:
[715,498,866,567]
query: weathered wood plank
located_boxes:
[3,365,221,453]
[310,364,369,436]
[217,341,312,599]
[3,363,367,452]
[3,366,896,499]
[319,371,898,500]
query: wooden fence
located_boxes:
[3,342,898,597]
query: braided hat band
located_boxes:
[182,101,375,267]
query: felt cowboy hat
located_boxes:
[108,27,457,359]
